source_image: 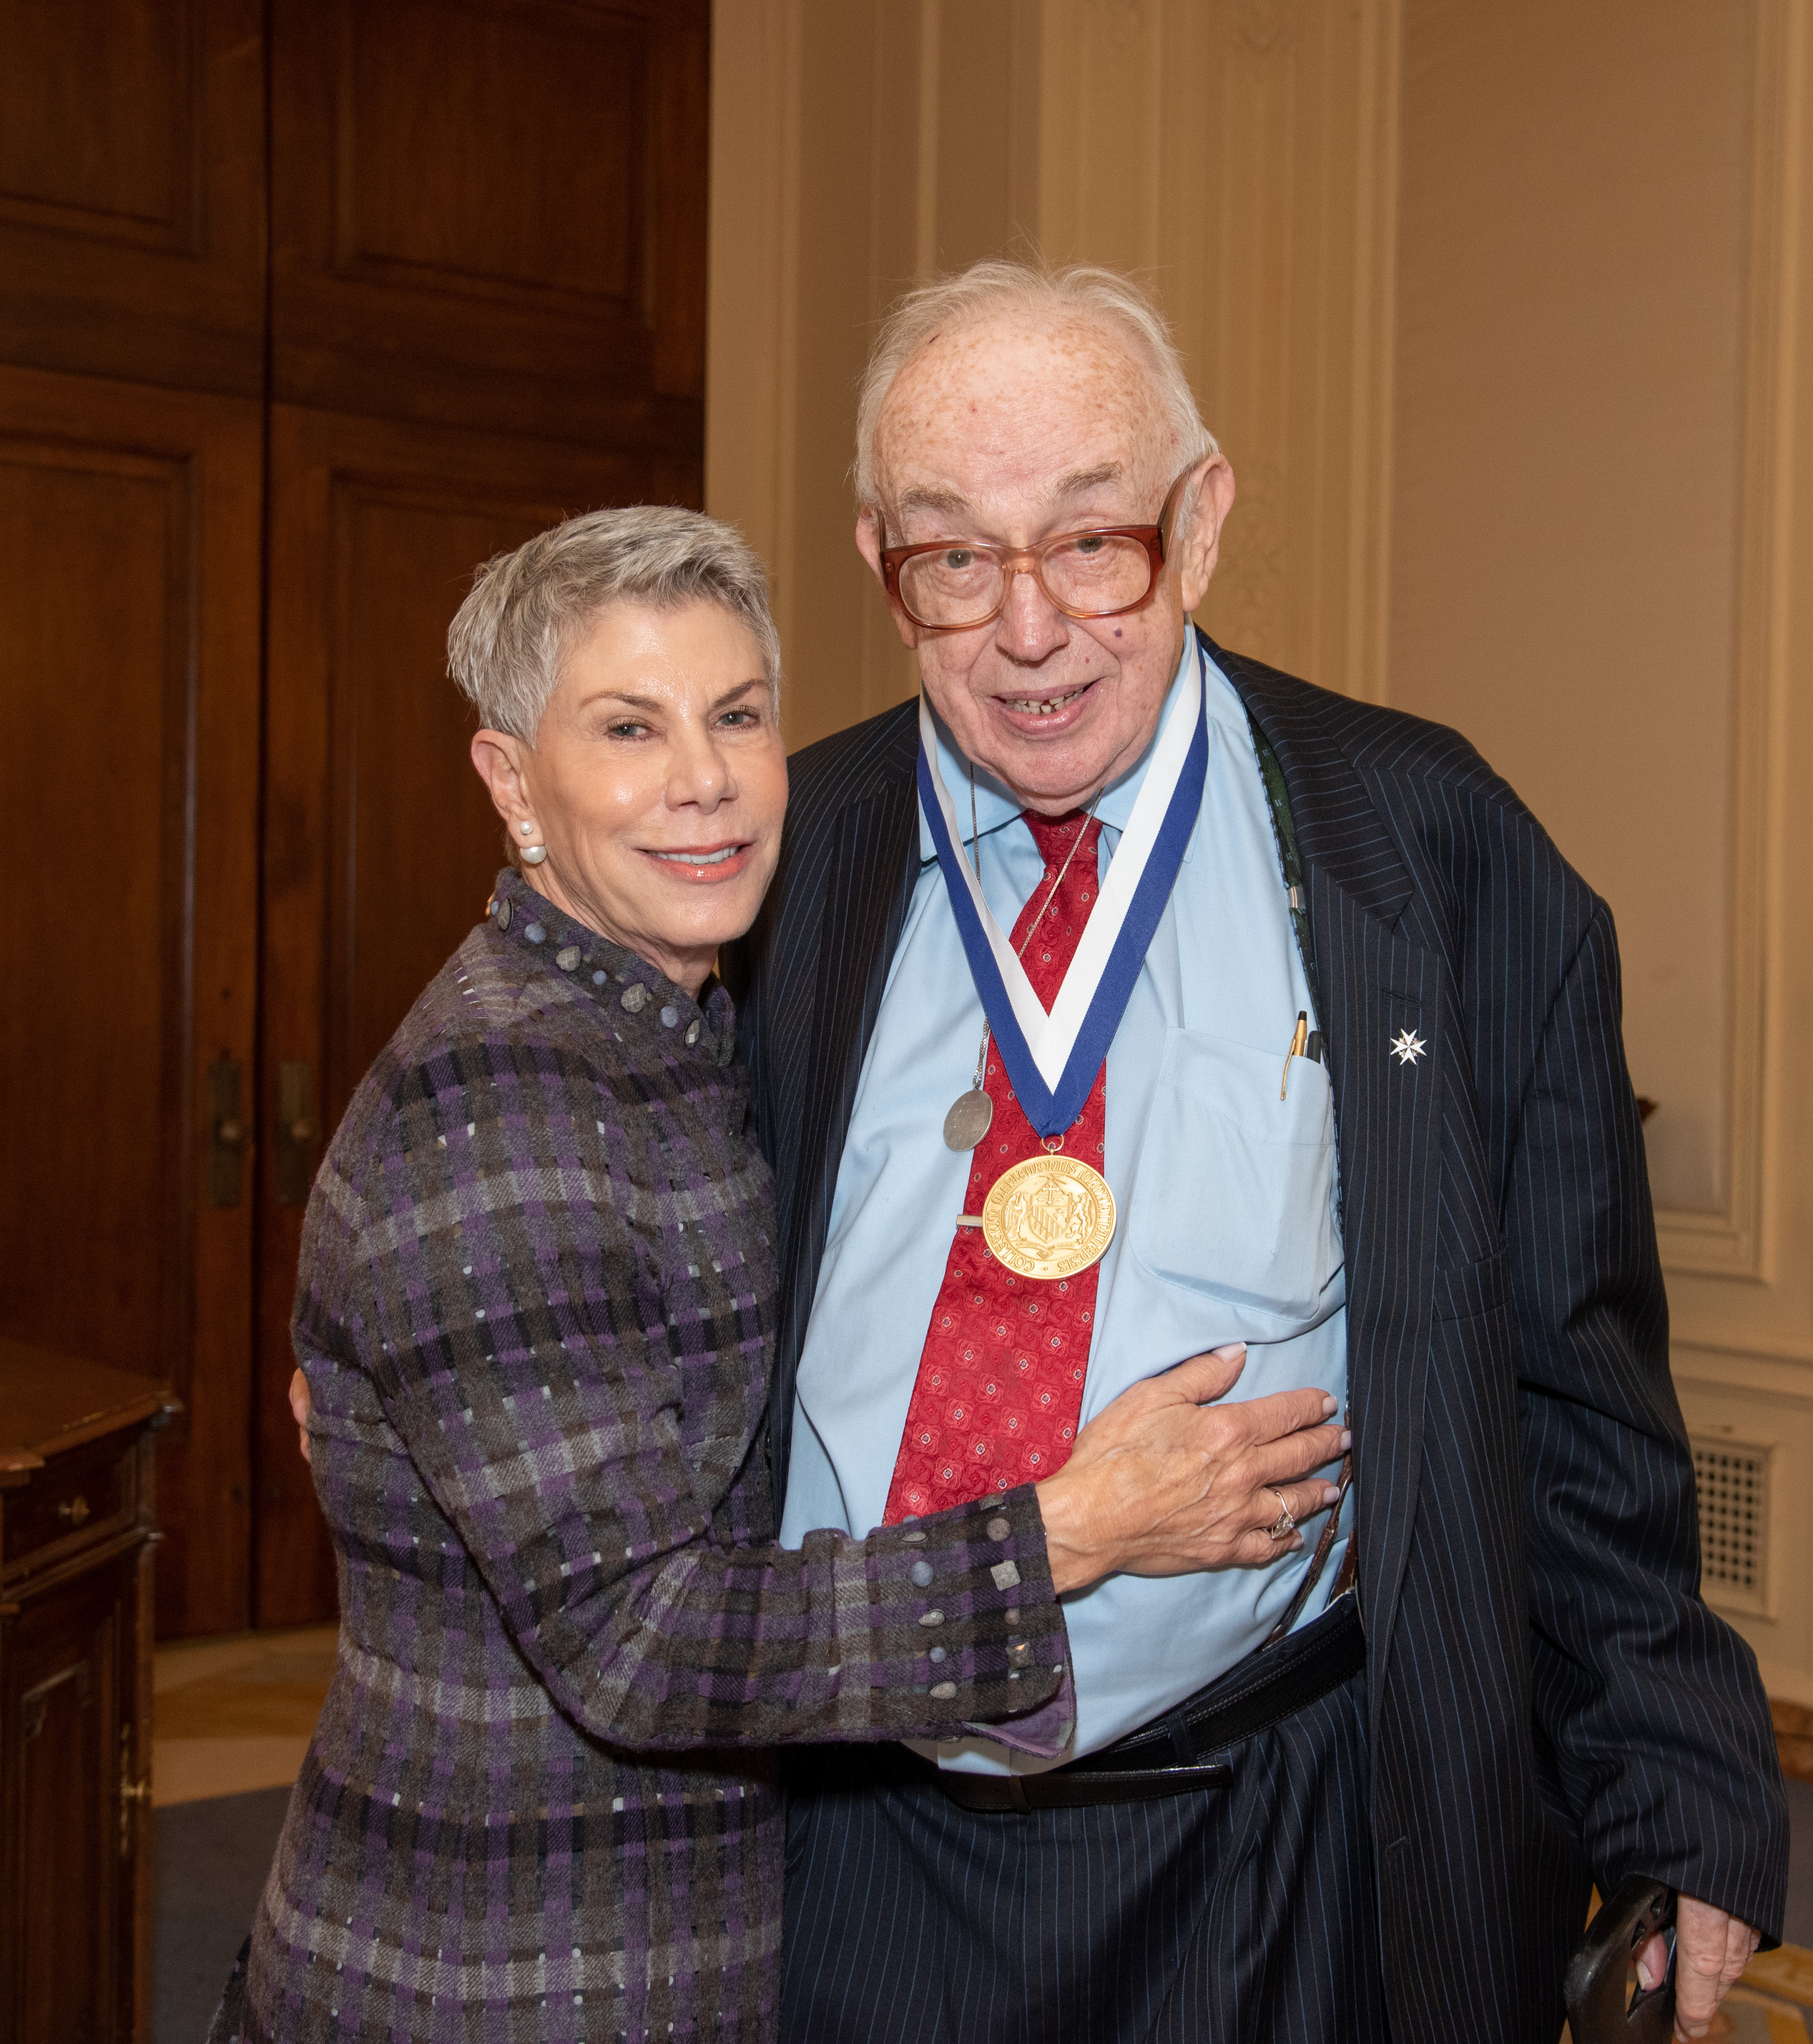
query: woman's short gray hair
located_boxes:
[448,505,781,742]
[854,259,1218,509]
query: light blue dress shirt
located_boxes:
[779,639,1350,1774]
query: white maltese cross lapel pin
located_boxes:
[1389,1028,1427,1068]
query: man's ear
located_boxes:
[856,507,918,650]
[471,729,535,833]
[1175,454,1237,614]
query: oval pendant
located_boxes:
[942,1088,995,1151]
[981,1154,1117,1280]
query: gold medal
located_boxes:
[981,1152,1117,1281]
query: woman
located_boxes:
[213,506,1342,2043]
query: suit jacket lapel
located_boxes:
[769,724,920,1493]
[1218,638,1442,1714]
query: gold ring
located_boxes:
[1266,1488,1296,1541]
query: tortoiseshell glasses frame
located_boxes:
[879,467,1192,633]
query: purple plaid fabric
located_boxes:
[212,868,1070,2044]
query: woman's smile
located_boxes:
[643,840,757,881]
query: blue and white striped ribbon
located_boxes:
[916,643,1208,1138]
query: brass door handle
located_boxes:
[277,1062,321,1205]
[118,1767,151,1857]
[206,1055,250,1207]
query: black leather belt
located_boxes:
[922,1592,1364,1813]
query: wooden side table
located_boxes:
[0,1343,178,2044]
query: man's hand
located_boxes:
[289,1367,312,1466]
[1034,1343,1349,1595]
[1633,1895,1759,2040]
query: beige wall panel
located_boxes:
[709,0,1398,744]
[1389,0,1753,1222]
[1672,0,1813,1704]
[930,0,1043,274]
[1389,0,1813,1692]
[708,0,921,744]
[1039,0,1401,699]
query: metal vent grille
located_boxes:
[1692,1440,1770,1612]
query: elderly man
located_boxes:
[730,260,1786,2042]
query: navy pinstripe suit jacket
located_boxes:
[728,631,1787,2036]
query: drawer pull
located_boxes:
[119,1769,152,1857]
[57,1496,91,1527]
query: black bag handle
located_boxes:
[1564,1877,1676,2043]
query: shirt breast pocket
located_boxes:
[1126,1026,1342,1325]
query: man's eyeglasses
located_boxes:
[879,467,1191,633]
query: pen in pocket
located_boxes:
[1281,1011,1308,1099]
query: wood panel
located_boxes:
[254,406,668,1625]
[0,1546,147,2044]
[270,0,709,452]
[0,0,265,395]
[1,1360,170,2044]
[0,366,263,1637]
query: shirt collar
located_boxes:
[916,634,1200,864]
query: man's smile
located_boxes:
[990,676,1105,734]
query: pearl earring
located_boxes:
[517,818,548,865]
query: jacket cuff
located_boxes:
[877,1484,1072,1748]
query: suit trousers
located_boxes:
[780,1666,1386,2044]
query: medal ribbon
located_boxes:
[884,813,1110,1520]
[916,643,1209,1137]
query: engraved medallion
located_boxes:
[943,1088,995,1151]
[981,1154,1117,1280]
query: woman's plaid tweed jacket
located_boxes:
[213,867,1070,2044]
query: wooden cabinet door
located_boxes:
[253,406,673,1624]
[0,367,262,1639]
[269,0,708,450]
[0,2,711,1640]
[0,1549,143,2044]
[0,0,265,397]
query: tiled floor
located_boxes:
[153,1624,337,1807]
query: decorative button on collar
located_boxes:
[496,900,512,931]
[524,922,546,945]
[659,1005,679,1028]
[555,945,580,971]
[684,1019,701,1046]
[909,1559,934,1587]
[621,984,649,1013]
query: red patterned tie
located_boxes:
[884,811,1108,1522]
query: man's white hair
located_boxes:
[853,259,1218,511]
